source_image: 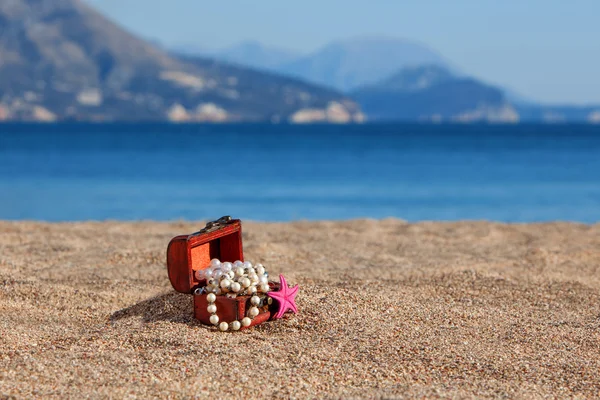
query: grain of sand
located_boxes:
[1,220,599,399]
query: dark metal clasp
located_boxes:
[191,216,233,236]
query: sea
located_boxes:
[0,123,599,223]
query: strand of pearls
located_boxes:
[194,258,273,332]
[206,292,272,331]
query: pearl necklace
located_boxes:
[194,259,272,331]
[195,259,270,297]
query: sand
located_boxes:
[1,219,599,399]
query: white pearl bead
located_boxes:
[194,269,206,280]
[207,304,217,314]
[230,282,241,293]
[249,274,259,283]
[250,296,260,306]
[227,271,235,279]
[214,270,223,280]
[240,277,251,288]
[221,261,232,271]
[241,317,251,327]
[209,314,219,325]
[231,320,241,331]
[205,269,214,279]
[259,275,269,285]
[248,306,259,318]
[219,322,229,332]
[234,267,245,277]
[220,279,231,289]
[259,283,269,293]
[233,260,244,268]
[221,262,232,273]
[206,293,216,303]
[243,261,253,269]
[215,288,222,295]
[256,266,265,275]
[210,259,221,268]
[246,286,257,295]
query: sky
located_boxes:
[89,0,600,104]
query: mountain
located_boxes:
[200,41,301,72]
[352,65,519,122]
[276,37,451,92]
[0,0,363,123]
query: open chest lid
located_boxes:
[166,216,244,294]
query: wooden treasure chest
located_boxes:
[166,216,298,331]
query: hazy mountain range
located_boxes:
[277,37,451,92]
[0,0,598,123]
[191,38,451,92]
[182,39,600,123]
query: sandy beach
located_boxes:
[1,219,599,398]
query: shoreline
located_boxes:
[1,220,599,397]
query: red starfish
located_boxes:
[268,274,299,319]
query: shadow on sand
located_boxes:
[110,292,200,325]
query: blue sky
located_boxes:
[90,0,600,104]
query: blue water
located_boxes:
[0,123,599,222]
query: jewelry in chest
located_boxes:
[166,216,299,331]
